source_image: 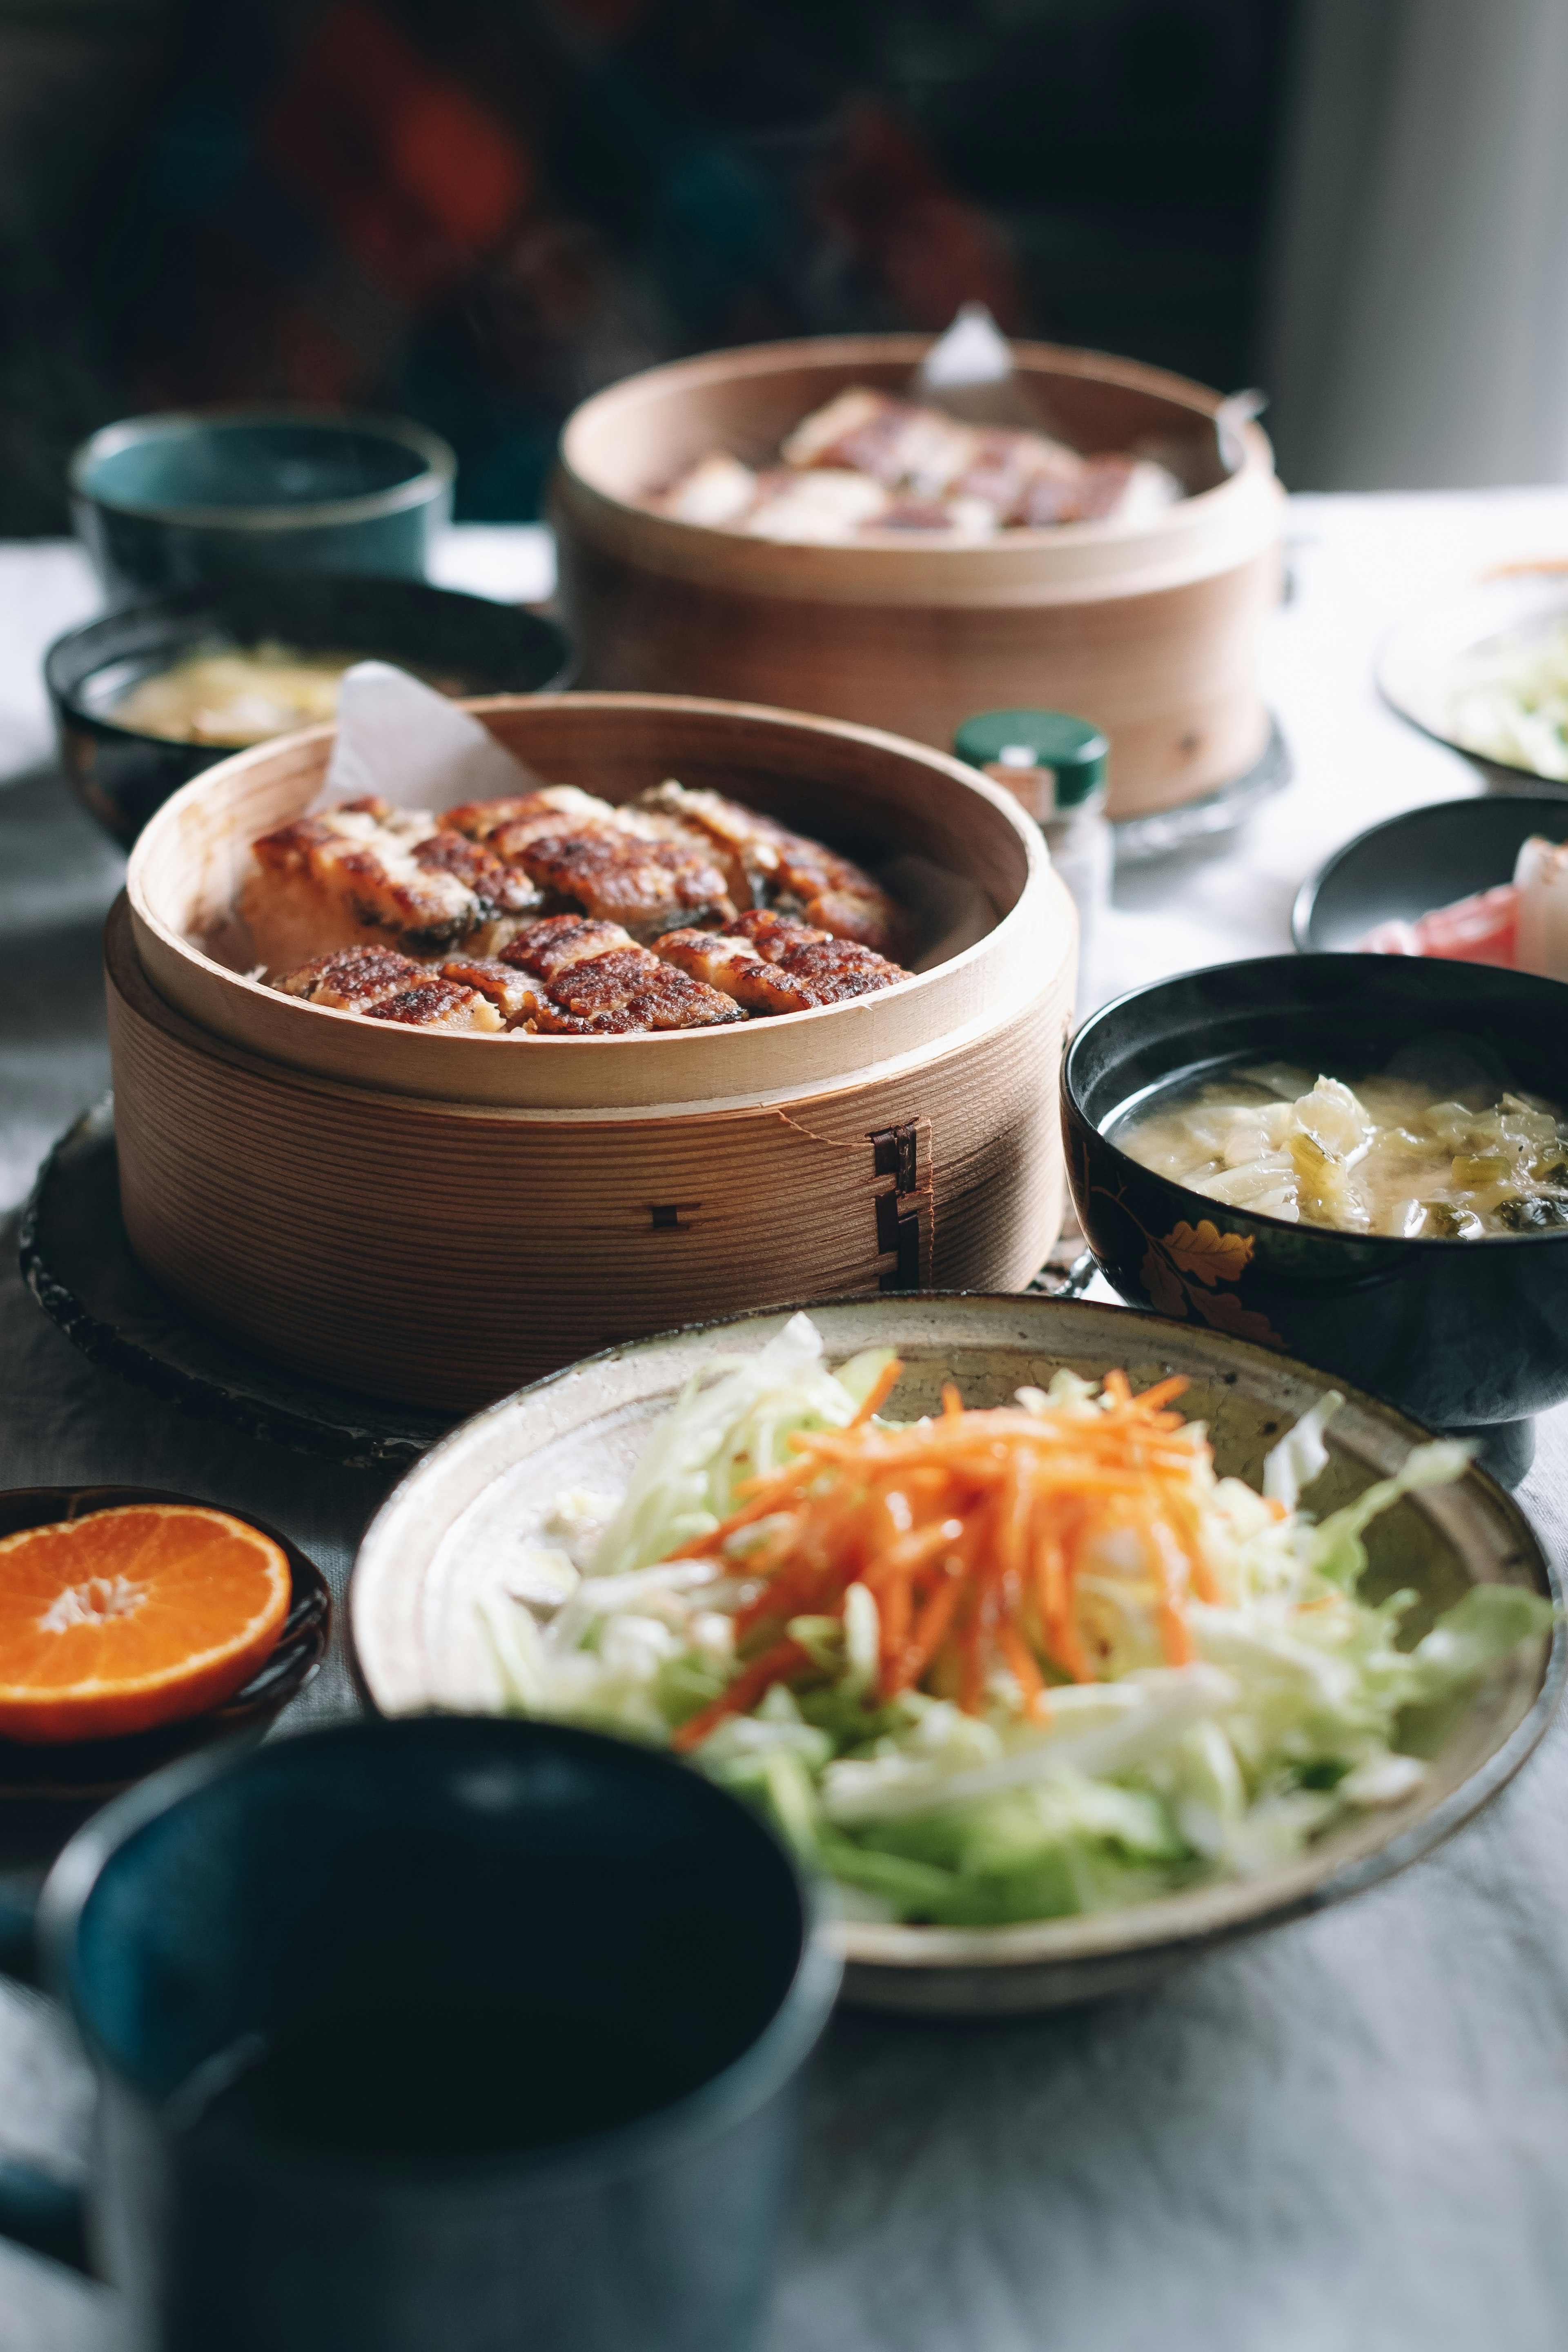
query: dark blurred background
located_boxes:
[0,0,1294,535]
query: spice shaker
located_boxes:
[953,708,1111,989]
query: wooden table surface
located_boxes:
[2,507,1566,2352]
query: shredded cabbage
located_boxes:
[473,1320,1556,1927]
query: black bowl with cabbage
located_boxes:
[1063,953,1568,1484]
[45,571,575,848]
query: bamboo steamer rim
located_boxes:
[555,333,1283,610]
[125,691,1071,1114]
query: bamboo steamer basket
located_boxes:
[113,693,1076,1411]
[551,336,1284,821]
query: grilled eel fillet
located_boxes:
[631,781,901,954]
[497,916,742,1031]
[443,792,735,939]
[779,388,1165,527]
[276,909,905,1034]
[275,946,504,1031]
[247,774,895,970]
[241,795,542,971]
[653,909,909,1011]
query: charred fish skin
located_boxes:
[547,946,744,1031]
[274,945,503,1031]
[409,829,541,953]
[275,943,428,1011]
[499,914,630,981]
[249,785,909,1031]
[521,825,734,939]
[719,908,911,1004]
[363,976,502,1031]
[500,914,744,1031]
[444,792,735,940]
[650,925,808,1017]
[442,786,617,861]
[633,780,900,956]
[248,799,476,952]
[436,956,545,1027]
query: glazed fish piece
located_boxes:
[446,791,734,938]
[517,824,734,939]
[782,389,1178,531]
[442,787,617,862]
[245,798,471,967]
[501,915,743,1031]
[781,389,977,494]
[500,914,632,983]
[243,795,540,970]
[276,945,503,1032]
[634,780,901,955]
[365,976,504,1031]
[276,943,427,1011]
[741,468,890,542]
[1013,453,1179,528]
[648,926,806,1017]
[437,956,546,1026]
[658,452,760,528]
[719,909,910,1006]
[408,829,541,939]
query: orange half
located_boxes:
[0,1505,292,1744]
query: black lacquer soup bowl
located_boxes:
[45,570,575,847]
[1063,955,1568,1483]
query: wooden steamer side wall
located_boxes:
[107,898,1072,1412]
[555,533,1276,822]
[552,335,1284,822]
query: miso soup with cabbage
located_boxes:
[1112,1062,1568,1238]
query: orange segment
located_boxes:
[0,1506,292,1744]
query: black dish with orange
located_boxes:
[0,1483,330,1802]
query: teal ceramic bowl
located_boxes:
[70,407,456,599]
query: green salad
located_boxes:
[476,1316,1554,1927]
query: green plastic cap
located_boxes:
[953,708,1109,811]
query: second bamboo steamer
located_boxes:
[114,694,1076,1412]
[551,336,1283,823]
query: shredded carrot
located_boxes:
[849,1357,904,1425]
[889,1565,966,1693]
[878,1572,913,1670]
[670,1638,811,1751]
[658,1368,1215,1748]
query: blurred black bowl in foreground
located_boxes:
[1294,793,1568,953]
[1063,954,1568,1484]
[45,572,576,847]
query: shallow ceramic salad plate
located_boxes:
[350,1297,1561,2016]
[1378,569,1568,788]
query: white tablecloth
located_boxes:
[3,496,1568,2352]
